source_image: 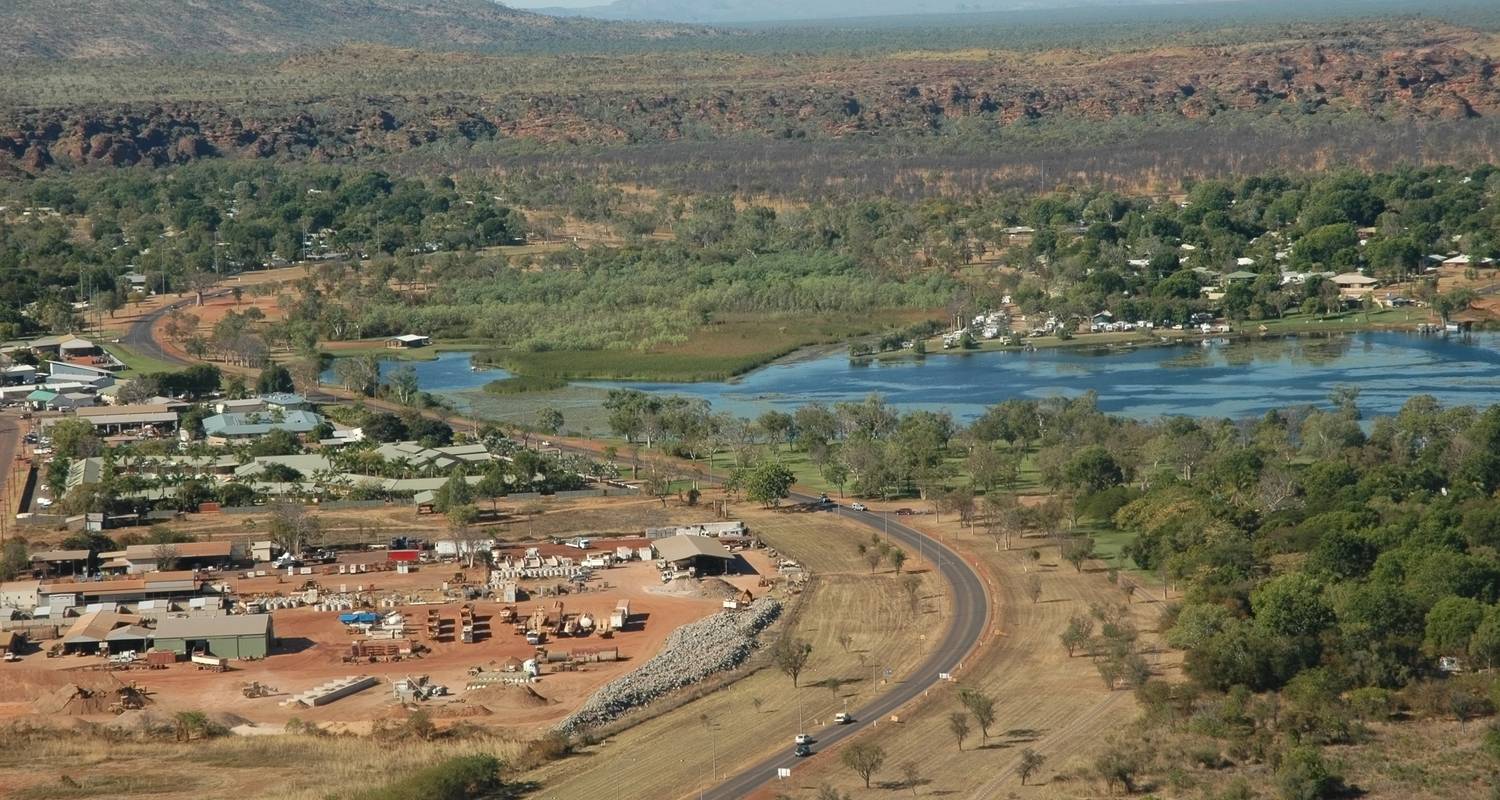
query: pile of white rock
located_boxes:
[558,597,782,734]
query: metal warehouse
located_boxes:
[152,614,274,659]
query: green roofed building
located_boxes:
[202,409,323,444]
[152,613,274,659]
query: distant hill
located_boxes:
[0,0,709,60]
[530,0,1232,24]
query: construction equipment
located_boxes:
[459,603,478,644]
[108,684,149,714]
[393,674,447,702]
[242,681,276,698]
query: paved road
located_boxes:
[0,411,22,521]
[128,288,995,797]
[700,496,989,800]
[120,291,229,367]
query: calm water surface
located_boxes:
[582,331,1500,421]
[334,332,1500,421]
[321,351,508,413]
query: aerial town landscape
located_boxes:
[7,1,1500,799]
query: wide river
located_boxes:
[339,332,1500,421]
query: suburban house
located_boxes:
[202,409,325,445]
[385,334,431,349]
[1442,254,1497,268]
[214,393,311,415]
[1332,272,1379,296]
[26,389,97,411]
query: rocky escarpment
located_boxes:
[2,37,1497,175]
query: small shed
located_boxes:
[386,334,431,349]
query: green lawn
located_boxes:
[1253,307,1423,333]
[104,343,183,376]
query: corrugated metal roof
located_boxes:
[654,535,733,562]
[31,549,89,562]
[154,614,270,640]
[204,410,323,437]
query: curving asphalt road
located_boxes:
[699,494,989,800]
[120,293,219,368]
[126,290,993,798]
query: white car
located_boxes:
[833,712,852,725]
[794,733,811,745]
[849,503,867,512]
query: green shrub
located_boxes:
[1275,746,1341,800]
[352,755,509,800]
[483,375,567,395]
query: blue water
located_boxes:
[346,332,1500,421]
[321,351,508,399]
[579,332,1500,421]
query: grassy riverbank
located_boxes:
[475,310,940,383]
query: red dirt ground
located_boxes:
[0,550,774,733]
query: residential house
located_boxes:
[1332,272,1379,295]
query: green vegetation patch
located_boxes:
[484,375,569,394]
[484,310,940,382]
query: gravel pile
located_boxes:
[558,597,781,735]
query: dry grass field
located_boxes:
[758,508,1174,800]
[0,729,533,800]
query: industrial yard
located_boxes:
[0,496,805,734]
[0,502,936,800]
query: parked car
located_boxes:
[894,508,914,516]
[849,503,867,512]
